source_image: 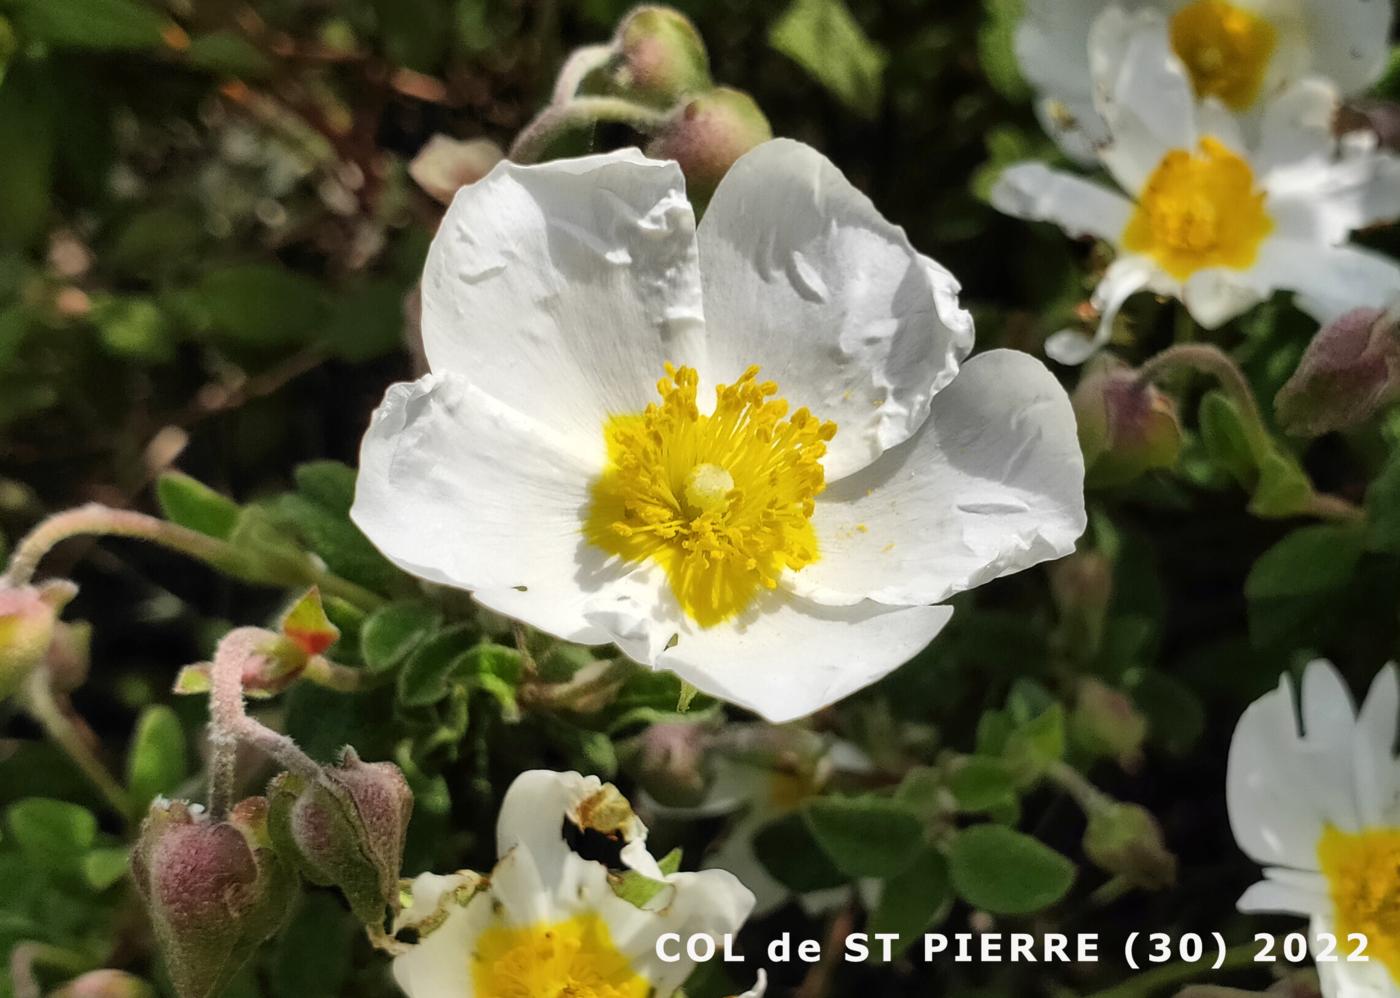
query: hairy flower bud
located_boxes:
[130,798,295,998]
[408,135,505,206]
[608,6,711,108]
[49,970,156,998]
[1071,678,1148,772]
[646,88,773,206]
[0,580,76,701]
[1275,305,1400,437]
[1072,358,1183,487]
[267,748,412,925]
[623,721,711,807]
[1083,801,1176,890]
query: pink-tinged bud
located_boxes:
[0,580,76,701]
[1070,678,1148,772]
[130,798,296,998]
[277,587,339,659]
[408,135,505,206]
[607,6,711,108]
[1072,357,1183,487]
[45,619,92,694]
[1083,801,1176,890]
[1275,306,1400,437]
[175,621,321,701]
[267,748,412,925]
[49,970,156,998]
[622,721,711,807]
[646,88,772,207]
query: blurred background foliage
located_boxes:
[1,1,1399,997]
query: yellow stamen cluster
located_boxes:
[586,364,836,627]
[1122,137,1273,280]
[1318,824,1400,982]
[472,913,648,997]
[1169,0,1277,110]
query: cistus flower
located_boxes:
[0,580,76,701]
[130,798,295,998]
[993,8,1400,364]
[1227,660,1400,997]
[1015,0,1395,163]
[351,139,1086,723]
[390,770,754,998]
[1275,304,1400,437]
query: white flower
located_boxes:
[1227,660,1400,998]
[994,8,1400,365]
[351,139,1086,723]
[1016,0,1395,163]
[392,770,755,998]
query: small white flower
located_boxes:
[1016,0,1395,162]
[352,139,1086,723]
[391,770,755,998]
[994,8,1400,365]
[1227,660,1400,997]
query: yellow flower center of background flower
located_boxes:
[1121,137,1272,280]
[472,912,649,997]
[585,364,835,628]
[1317,825,1400,982]
[1169,0,1277,110]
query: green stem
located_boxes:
[509,96,669,163]
[19,670,131,823]
[1,503,383,611]
[551,43,613,104]
[1046,760,1113,818]
[1081,943,1261,998]
[303,655,385,693]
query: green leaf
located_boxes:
[193,264,330,348]
[948,757,1019,812]
[1123,668,1204,757]
[657,847,683,876]
[1248,450,1315,519]
[185,31,275,78]
[126,705,188,808]
[868,847,951,955]
[361,602,442,673]
[397,625,475,707]
[157,472,241,540]
[10,0,169,50]
[270,893,355,998]
[1001,704,1066,785]
[273,492,401,594]
[613,870,669,908]
[1198,391,1257,488]
[978,0,1028,101]
[752,812,848,893]
[0,68,55,251]
[293,461,357,514]
[1366,451,1400,554]
[1245,524,1366,601]
[6,799,97,871]
[90,294,175,362]
[947,824,1075,915]
[802,795,924,878]
[770,0,888,120]
[327,281,409,362]
[82,846,131,891]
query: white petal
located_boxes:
[1090,6,1197,194]
[627,593,955,724]
[1182,268,1268,329]
[1255,78,1342,185]
[785,350,1085,607]
[420,149,706,450]
[1047,255,1162,366]
[1252,240,1400,323]
[1195,99,1247,155]
[990,162,1134,243]
[696,138,973,481]
[350,374,616,644]
[728,969,768,998]
[1014,0,1113,163]
[1311,911,1400,998]
[1227,662,1362,872]
[1303,0,1394,96]
[1354,664,1400,826]
[1235,869,1326,917]
[392,891,495,998]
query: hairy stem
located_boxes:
[19,670,131,822]
[551,43,613,104]
[509,96,668,163]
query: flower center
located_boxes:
[1169,0,1277,110]
[471,912,649,998]
[1317,825,1400,982]
[585,364,835,628]
[1121,137,1273,280]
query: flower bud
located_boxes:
[267,748,412,925]
[130,798,296,998]
[408,135,505,206]
[646,88,773,207]
[0,581,76,701]
[622,721,711,807]
[1070,678,1148,772]
[608,6,711,108]
[49,970,156,998]
[1049,551,1113,656]
[1083,801,1176,890]
[1275,305,1400,437]
[45,619,92,694]
[1072,357,1183,487]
